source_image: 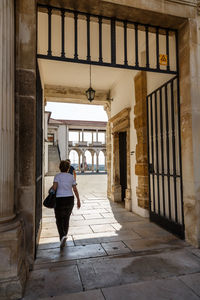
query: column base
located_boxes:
[0,218,28,300]
[111,184,122,202]
[124,188,132,211]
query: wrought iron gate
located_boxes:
[37,4,178,75]
[146,76,184,238]
[36,63,43,252]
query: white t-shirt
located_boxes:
[54,172,77,197]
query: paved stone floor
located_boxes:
[23,175,200,299]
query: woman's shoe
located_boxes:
[60,236,67,249]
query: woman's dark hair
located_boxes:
[59,160,70,172]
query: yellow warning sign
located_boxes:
[159,54,168,66]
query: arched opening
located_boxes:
[69,150,79,171]
[99,150,106,172]
[84,150,92,172]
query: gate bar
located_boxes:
[156,27,160,70]
[124,21,128,65]
[170,80,178,223]
[74,12,78,59]
[111,18,116,65]
[150,95,156,212]
[154,91,161,215]
[87,15,91,61]
[145,25,149,68]
[61,9,65,57]
[134,24,139,67]
[47,7,52,56]
[159,87,166,217]
[98,16,103,63]
[164,84,171,220]
[166,30,170,71]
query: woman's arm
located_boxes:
[52,182,58,192]
[72,185,81,208]
[73,169,77,180]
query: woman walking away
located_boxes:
[52,160,81,249]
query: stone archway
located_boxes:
[110,107,131,211]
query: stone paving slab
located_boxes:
[77,249,200,290]
[102,277,200,300]
[23,265,82,300]
[123,236,187,253]
[68,225,93,235]
[73,230,142,246]
[179,273,200,297]
[82,213,103,219]
[70,217,118,227]
[90,224,116,233]
[36,243,107,264]
[40,289,105,300]
[101,241,131,255]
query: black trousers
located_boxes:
[54,196,74,240]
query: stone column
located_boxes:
[0,0,15,223]
[134,72,149,210]
[78,153,81,171]
[92,153,94,172]
[78,131,80,142]
[96,129,98,142]
[0,1,27,298]
[111,132,121,202]
[66,125,69,158]
[92,131,94,143]
[179,19,200,247]
[96,153,99,173]
[82,129,84,141]
[104,152,107,172]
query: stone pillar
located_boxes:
[66,125,69,158]
[0,0,15,224]
[134,72,149,210]
[96,152,99,173]
[179,19,200,247]
[96,129,98,142]
[15,0,37,272]
[78,153,81,171]
[92,153,94,172]
[92,131,94,143]
[82,129,84,141]
[104,152,107,172]
[78,131,80,142]
[111,132,121,202]
[0,0,28,298]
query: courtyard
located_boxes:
[23,175,200,300]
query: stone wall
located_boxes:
[179,18,200,247]
[134,72,149,210]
